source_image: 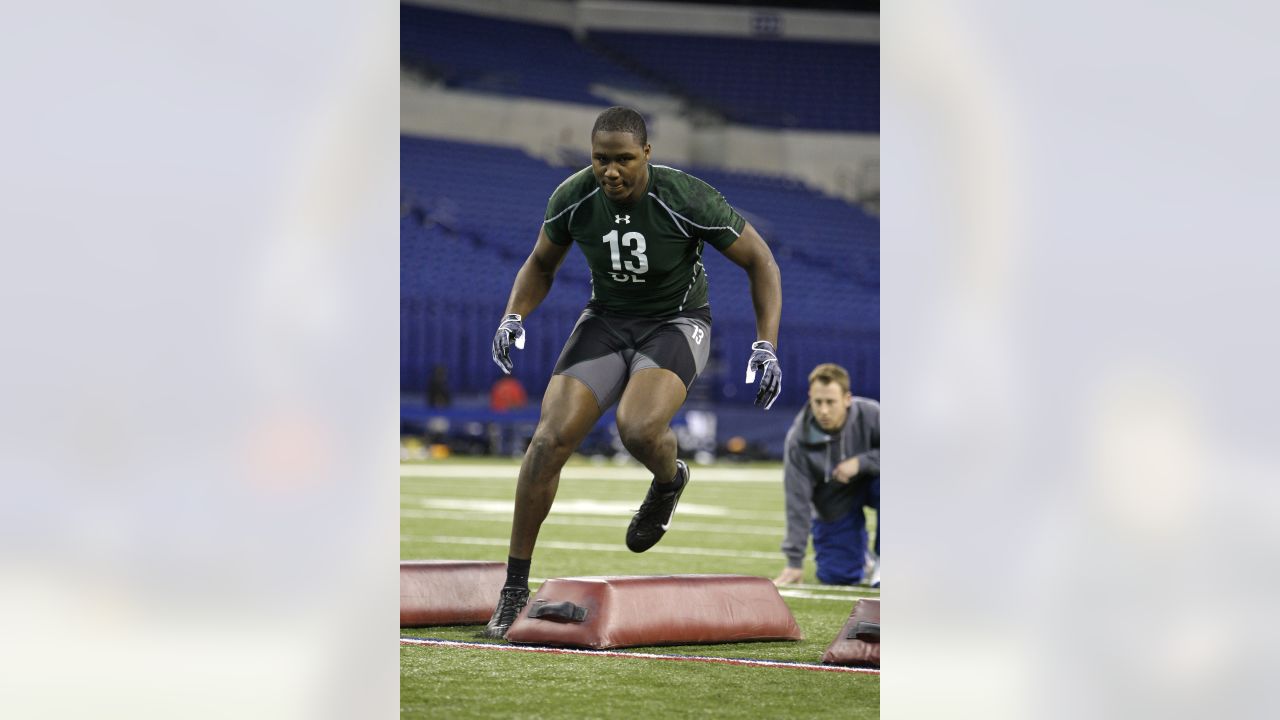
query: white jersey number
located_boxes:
[602,230,649,282]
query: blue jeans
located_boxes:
[812,478,879,585]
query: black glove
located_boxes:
[491,313,526,374]
[745,340,781,409]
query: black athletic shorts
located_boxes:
[552,306,713,410]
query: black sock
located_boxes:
[657,464,685,493]
[505,556,530,589]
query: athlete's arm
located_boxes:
[504,228,571,318]
[720,222,783,408]
[719,222,781,347]
[492,229,573,374]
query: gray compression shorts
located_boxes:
[551,306,712,410]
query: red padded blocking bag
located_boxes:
[505,575,803,649]
[821,597,880,667]
[400,560,506,627]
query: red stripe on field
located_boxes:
[400,637,879,675]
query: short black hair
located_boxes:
[592,106,648,146]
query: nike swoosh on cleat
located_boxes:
[660,491,682,531]
[660,463,688,531]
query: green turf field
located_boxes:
[401,458,879,718]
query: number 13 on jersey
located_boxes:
[603,230,648,283]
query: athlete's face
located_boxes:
[591,131,650,205]
[808,381,853,432]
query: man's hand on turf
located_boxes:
[773,567,804,586]
[491,313,526,374]
[744,340,781,409]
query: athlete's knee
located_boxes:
[526,427,577,465]
[616,416,669,459]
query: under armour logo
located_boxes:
[615,215,630,224]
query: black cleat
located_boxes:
[482,586,530,639]
[625,460,690,553]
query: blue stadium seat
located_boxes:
[401,5,661,105]
[401,5,878,132]
[588,31,878,132]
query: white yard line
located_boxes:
[403,535,780,560]
[517,577,877,598]
[399,496,782,522]
[400,508,784,536]
[778,589,878,602]
[401,463,782,483]
[400,637,879,675]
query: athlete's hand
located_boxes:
[744,340,781,409]
[491,313,526,374]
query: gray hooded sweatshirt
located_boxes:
[780,397,880,569]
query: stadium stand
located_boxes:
[587,32,879,131]
[401,4,878,133]
[401,4,661,105]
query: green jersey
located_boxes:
[542,164,745,317]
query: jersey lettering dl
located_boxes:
[542,164,745,317]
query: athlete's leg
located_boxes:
[508,374,603,559]
[486,312,620,638]
[614,309,710,483]
[614,368,687,484]
[618,368,691,553]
